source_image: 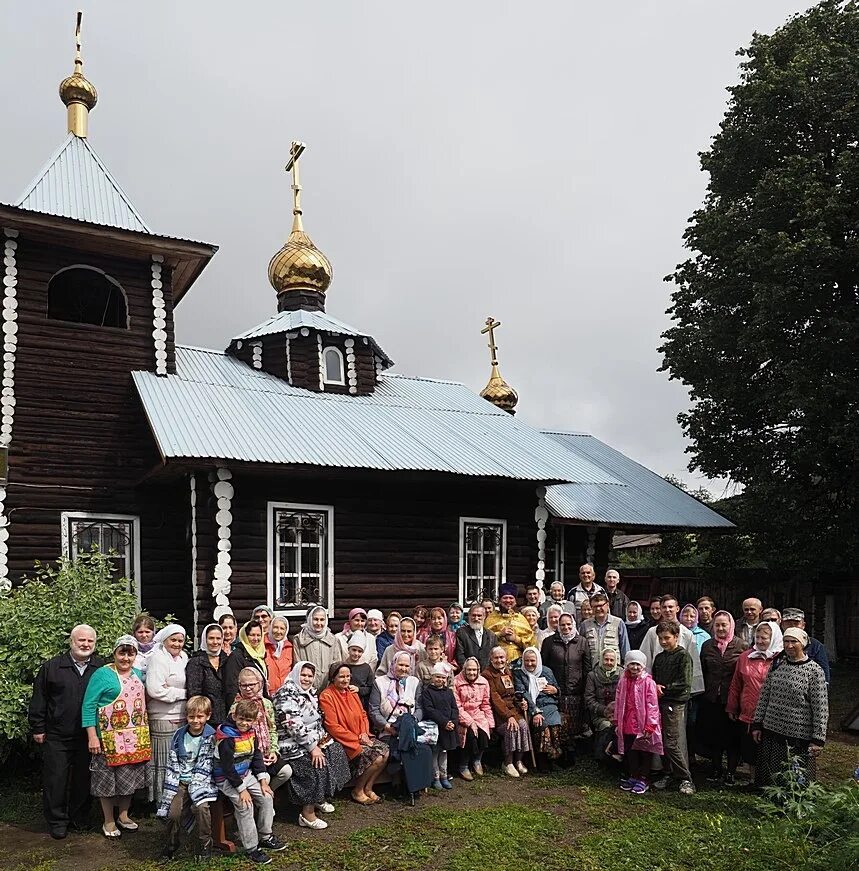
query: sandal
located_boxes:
[350,792,374,805]
[102,825,121,839]
[366,792,384,803]
[116,818,139,831]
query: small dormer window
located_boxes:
[323,346,345,385]
[48,265,129,328]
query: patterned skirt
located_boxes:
[148,719,181,804]
[755,729,817,788]
[559,694,584,744]
[349,738,389,779]
[89,752,150,798]
[286,743,352,806]
[495,719,532,754]
[533,724,563,759]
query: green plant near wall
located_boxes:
[0,551,142,760]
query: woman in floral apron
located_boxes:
[81,635,151,838]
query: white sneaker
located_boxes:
[503,763,520,778]
[316,802,335,814]
[679,780,696,795]
[299,815,328,829]
[515,761,528,775]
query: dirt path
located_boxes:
[4,771,581,871]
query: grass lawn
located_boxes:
[3,664,857,871]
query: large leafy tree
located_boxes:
[660,0,859,569]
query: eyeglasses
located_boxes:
[239,683,260,690]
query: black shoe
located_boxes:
[49,827,68,840]
[259,834,287,852]
[195,847,212,862]
[159,847,177,864]
[246,848,273,865]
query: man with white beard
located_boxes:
[28,625,105,839]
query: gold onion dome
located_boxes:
[267,213,333,297]
[480,364,519,413]
[59,69,97,111]
[60,12,97,138]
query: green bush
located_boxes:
[0,552,141,760]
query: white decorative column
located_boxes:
[316,333,324,390]
[151,255,168,375]
[285,333,293,383]
[211,467,234,619]
[0,228,18,593]
[190,473,199,642]
[534,487,549,597]
[344,338,357,394]
[586,526,597,565]
[251,342,263,369]
[374,354,384,379]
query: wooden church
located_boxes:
[0,18,732,636]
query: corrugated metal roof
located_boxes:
[132,346,623,483]
[230,310,393,367]
[542,432,734,529]
[15,135,151,233]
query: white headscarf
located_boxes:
[520,645,545,706]
[748,620,783,660]
[267,617,290,657]
[624,650,647,670]
[154,623,186,647]
[558,614,578,641]
[287,659,317,695]
[301,606,329,640]
[346,630,370,653]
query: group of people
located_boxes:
[27,566,832,863]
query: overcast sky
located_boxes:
[2,1,808,491]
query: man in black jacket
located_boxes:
[454,604,498,670]
[28,624,104,839]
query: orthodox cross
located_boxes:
[285,140,306,217]
[481,316,502,366]
[74,10,84,69]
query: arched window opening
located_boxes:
[47,266,129,328]
[323,346,345,385]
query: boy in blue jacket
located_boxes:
[213,699,286,865]
[157,695,218,860]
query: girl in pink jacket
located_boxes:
[614,650,662,795]
[452,657,495,780]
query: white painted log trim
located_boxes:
[0,229,19,593]
[190,473,199,643]
[211,467,234,620]
[586,526,597,564]
[151,255,168,376]
[534,487,549,593]
[285,334,293,383]
[344,337,358,395]
[252,342,263,370]
[316,333,325,391]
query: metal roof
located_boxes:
[229,310,393,367]
[15,135,151,233]
[132,347,622,483]
[542,432,735,529]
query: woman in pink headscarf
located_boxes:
[417,607,457,666]
[698,610,748,785]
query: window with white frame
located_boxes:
[268,502,334,613]
[459,517,506,605]
[60,512,141,603]
[322,346,345,385]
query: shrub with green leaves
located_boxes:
[0,552,141,760]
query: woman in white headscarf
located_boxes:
[292,606,337,692]
[264,617,293,696]
[271,660,351,829]
[145,624,188,804]
[514,646,562,765]
[726,620,783,781]
[751,627,828,788]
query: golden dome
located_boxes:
[481,363,519,414]
[268,213,333,297]
[59,71,98,110]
